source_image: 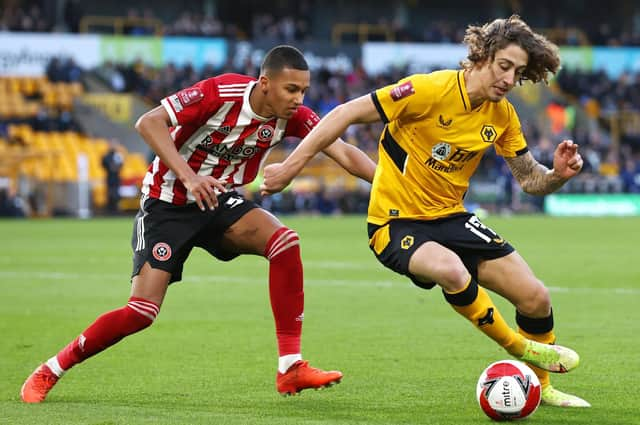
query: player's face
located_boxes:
[263,67,310,119]
[479,43,528,102]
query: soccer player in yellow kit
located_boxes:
[261,16,590,407]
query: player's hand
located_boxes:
[552,139,583,180]
[183,174,227,211]
[261,163,294,195]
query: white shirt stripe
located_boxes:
[145,79,297,205]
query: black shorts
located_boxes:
[367,213,515,289]
[131,191,258,284]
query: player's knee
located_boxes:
[517,282,550,316]
[265,227,300,260]
[410,248,468,291]
[125,297,160,331]
[435,261,470,292]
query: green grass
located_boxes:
[1,215,639,424]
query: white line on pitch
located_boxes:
[0,270,638,294]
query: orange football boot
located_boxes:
[21,364,59,403]
[276,360,342,396]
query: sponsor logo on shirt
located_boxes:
[425,143,479,173]
[217,125,231,135]
[437,114,453,128]
[196,139,264,161]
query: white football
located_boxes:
[476,360,541,421]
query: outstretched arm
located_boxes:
[261,94,381,194]
[505,140,583,195]
[321,138,376,183]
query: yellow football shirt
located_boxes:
[368,69,528,225]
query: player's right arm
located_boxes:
[135,106,226,210]
[261,94,380,194]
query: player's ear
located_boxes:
[258,75,270,93]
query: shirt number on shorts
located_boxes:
[464,215,498,243]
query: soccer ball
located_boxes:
[476,360,541,421]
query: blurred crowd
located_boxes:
[2,0,640,216]
[0,1,310,41]
[0,2,51,32]
[3,1,640,47]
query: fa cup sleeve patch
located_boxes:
[178,88,204,106]
[390,81,415,101]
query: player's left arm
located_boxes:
[261,95,380,194]
[505,140,583,195]
[321,139,377,183]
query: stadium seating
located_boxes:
[0,74,148,216]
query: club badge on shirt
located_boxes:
[256,123,275,149]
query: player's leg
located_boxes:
[22,198,196,403]
[407,241,525,355]
[221,208,303,363]
[478,252,589,407]
[21,264,168,403]
[215,204,341,394]
[368,220,527,355]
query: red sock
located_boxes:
[56,297,159,371]
[265,227,303,356]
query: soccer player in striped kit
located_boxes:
[21,45,376,402]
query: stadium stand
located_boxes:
[0,73,148,216]
[1,0,639,217]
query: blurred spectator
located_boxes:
[32,106,56,132]
[0,2,51,32]
[45,57,83,83]
[0,182,27,218]
[63,0,83,33]
[599,149,623,192]
[124,8,155,35]
[101,140,124,214]
[620,157,640,193]
[251,13,310,42]
[99,61,127,92]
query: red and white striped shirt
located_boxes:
[142,73,319,205]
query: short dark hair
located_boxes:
[461,15,560,84]
[260,45,309,76]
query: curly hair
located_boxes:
[460,15,560,84]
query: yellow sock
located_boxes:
[519,328,555,389]
[444,279,525,356]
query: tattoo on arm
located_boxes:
[504,152,566,195]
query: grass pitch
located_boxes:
[1,215,639,424]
